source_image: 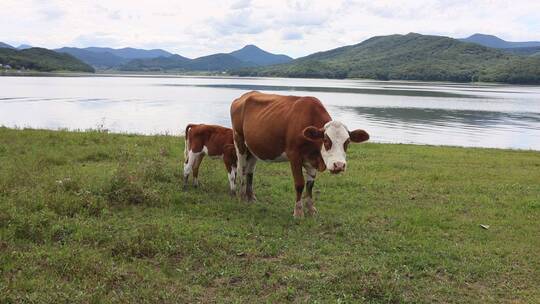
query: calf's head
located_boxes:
[303,121,369,174]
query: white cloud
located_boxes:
[0,0,538,58]
[231,0,252,10]
[282,31,303,40]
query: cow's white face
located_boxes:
[321,121,350,173]
[303,120,370,174]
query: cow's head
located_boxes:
[303,121,369,174]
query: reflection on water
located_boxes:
[330,106,540,149]
[160,83,478,98]
[339,106,540,128]
[1,75,540,150]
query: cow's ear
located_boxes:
[349,129,369,143]
[303,126,324,141]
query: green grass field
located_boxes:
[1,127,539,303]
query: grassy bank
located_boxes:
[1,127,539,303]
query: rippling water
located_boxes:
[1,75,539,150]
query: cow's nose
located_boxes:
[331,162,346,173]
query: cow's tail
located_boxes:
[184,124,195,164]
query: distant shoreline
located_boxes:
[2,70,538,86]
[1,126,537,152]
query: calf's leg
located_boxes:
[192,153,204,187]
[228,167,236,196]
[183,150,198,190]
[224,159,236,196]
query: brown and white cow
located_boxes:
[183,124,237,194]
[230,91,369,217]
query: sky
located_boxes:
[1,0,540,58]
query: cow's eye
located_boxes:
[344,139,350,151]
[323,135,332,150]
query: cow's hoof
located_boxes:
[306,206,318,216]
[293,208,304,218]
[182,185,188,192]
[229,190,236,197]
[240,192,256,203]
[305,199,317,216]
[239,192,248,202]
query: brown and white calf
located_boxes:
[230,91,369,217]
[183,124,237,194]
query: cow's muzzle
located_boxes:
[329,162,346,174]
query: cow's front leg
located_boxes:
[290,158,305,218]
[303,163,317,216]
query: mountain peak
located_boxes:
[241,44,261,50]
[229,45,292,66]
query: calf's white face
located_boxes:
[303,120,370,174]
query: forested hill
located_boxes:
[0,47,94,72]
[232,33,540,84]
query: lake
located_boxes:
[1,75,540,150]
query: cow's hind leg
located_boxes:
[192,153,204,187]
[233,131,248,198]
[244,154,257,202]
[236,152,247,198]
[303,163,318,216]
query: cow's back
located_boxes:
[231,91,331,160]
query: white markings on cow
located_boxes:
[184,150,201,180]
[303,162,317,181]
[228,166,236,194]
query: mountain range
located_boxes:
[53,47,174,69]
[1,42,294,73]
[1,33,539,83]
[118,45,292,72]
[233,33,540,84]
